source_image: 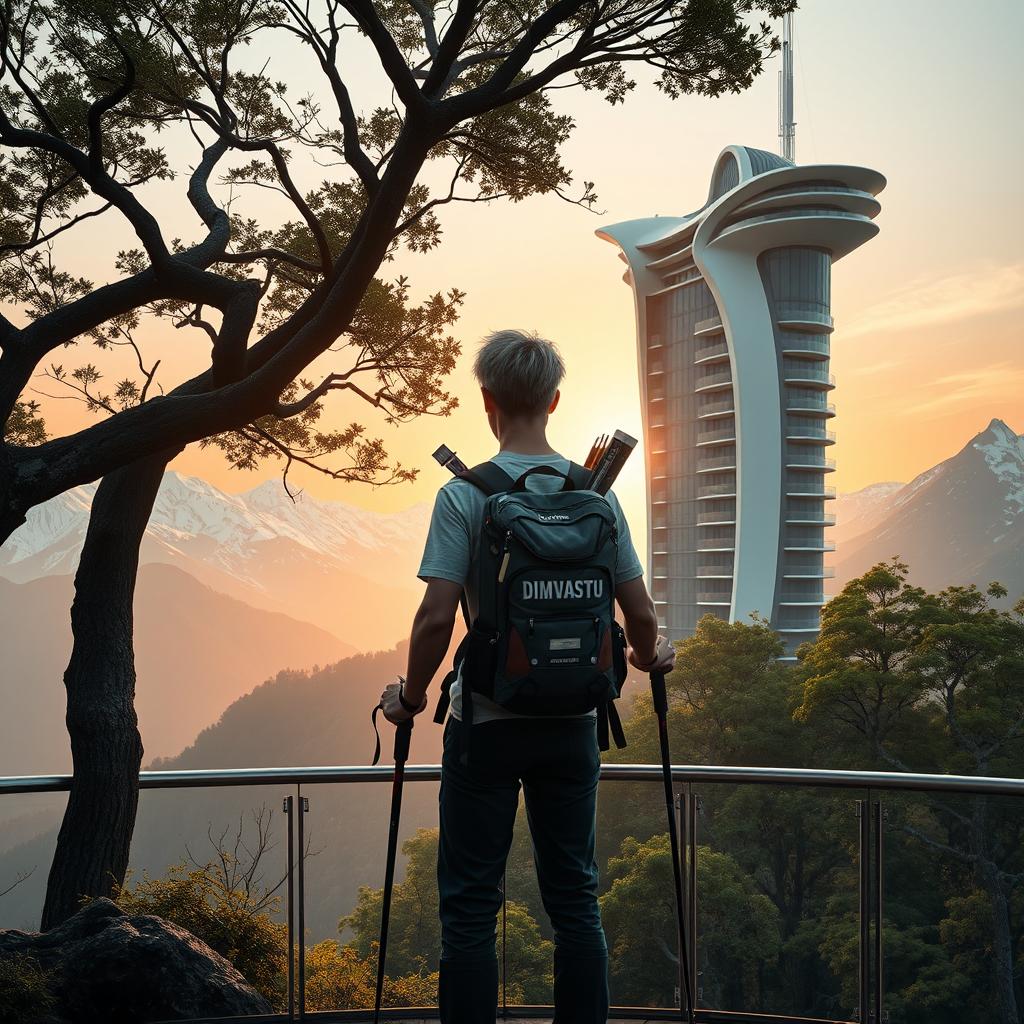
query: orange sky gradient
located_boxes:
[16,1,1023,543]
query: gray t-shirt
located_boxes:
[417,450,644,723]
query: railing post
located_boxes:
[676,789,685,1011]
[500,869,508,1018]
[284,795,295,1022]
[873,799,885,1024]
[687,787,699,1006]
[857,794,874,1023]
[297,787,309,1021]
[679,783,699,1009]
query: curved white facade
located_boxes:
[598,145,885,657]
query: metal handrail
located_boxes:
[5,762,1020,1024]
[2,762,1021,797]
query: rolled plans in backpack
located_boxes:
[432,444,468,476]
[586,429,638,495]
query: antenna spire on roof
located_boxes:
[778,12,796,162]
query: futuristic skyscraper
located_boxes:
[597,145,885,657]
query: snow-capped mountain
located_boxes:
[832,480,905,547]
[1,472,433,651]
[833,418,1024,597]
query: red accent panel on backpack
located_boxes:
[506,625,531,678]
[597,625,613,671]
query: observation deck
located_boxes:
[3,762,1018,1024]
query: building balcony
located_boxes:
[696,430,737,447]
[694,343,730,365]
[697,401,735,419]
[693,316,725,337]
[696,457,736,473]
[697,566,734,578]
[783,567,837,579]
[694,372,733,393]
[697,592,732,604]
[696,485,736,499]
[786,511,837,526]
[785,541,837,552]
[783,367,836,390]
[781,335,830,359]
[786,457,837,472]
[786,485,837,499]
[776,308,835,333]
[787,397,836,415]
[787,427,836,445]
[696,510,736,525]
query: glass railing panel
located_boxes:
[872,789,1024,1024]
[598,777,681,1009]
[121,783,290,1013]
[690,782,864,1021]
[0,791,67,933]
[301,777,442,1016]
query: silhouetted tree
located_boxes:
[0,0,793,928]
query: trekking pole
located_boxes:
[650,670,696,1024]
[370,709,414,1024]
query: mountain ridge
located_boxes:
[832,417,1024,596]
[1,472,432,651]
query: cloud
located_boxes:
[843,262,1024,339]
[845,358,904,375]
[902,360,1024,417]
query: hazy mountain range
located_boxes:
[0,565,353,774]
[1,471,431,652]
[831,418,1024,597]
[0,644,447,936]
[1,419,1020,934]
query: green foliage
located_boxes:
[1,0,794,499]
[0,954,58,1024]
[2,398,46,444]
[304,939,438,1011]
[600,834,780,1007]
[112,859,288,1006]
[341,826,553,1003]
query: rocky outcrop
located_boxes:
[0,898,272,1023]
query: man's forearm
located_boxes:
[620,601,659,665]
[403,605,457,704]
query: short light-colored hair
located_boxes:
[473,329,565,416]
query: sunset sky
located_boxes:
[22,0,1024,538]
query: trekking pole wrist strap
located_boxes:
[636,651,660,672]
[397,676,420,714]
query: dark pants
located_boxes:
[437,714,609,1023]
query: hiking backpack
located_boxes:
[433,460,629,755]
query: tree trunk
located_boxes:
[40,450,176,930]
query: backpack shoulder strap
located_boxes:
[458,460,516,497]
[567,460,592,491]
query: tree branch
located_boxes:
[342,1,426,112]
[422,0,477,96]
[87,30,136,174]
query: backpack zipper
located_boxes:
[497,530,512,582]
